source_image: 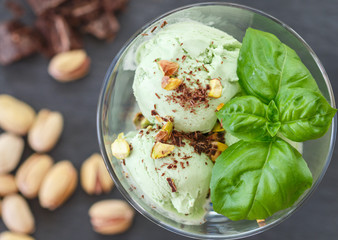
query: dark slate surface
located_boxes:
[0,0,337,239]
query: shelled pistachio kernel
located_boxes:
[158,60,179,76]
[111,133,130,159]
[151,142,175,159]
[212,121,224,132]
[257,219,266,227]
[161,76,183,90]
[216,103,224,111]
[155,120,173,142]
[133,112,151,129]
[210,142,228,162]
[208,78,222,98]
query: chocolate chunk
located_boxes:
[35,14,83,56]
[26,0,67,15]
[83,12,119,40]
[0,21,40,65]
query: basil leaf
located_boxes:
[277,88,337,142]
[216,96,272,141]
[266,121,281,137]
[237,28,320,104]
[210,138,313,221]
[267,100,279,122]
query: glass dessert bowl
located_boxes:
[97,2,336,239]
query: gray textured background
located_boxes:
[0,0,337,239]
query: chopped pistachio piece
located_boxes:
[133,112,151,129]
[155,120,173,142]
[111,133,130,159]
[212,121,225,132]
[210,141,228,162]
[161,76,183,90]
[151,142,175,159]
[216,103,224,111]
[257,219,266,227]
[158,60,179,76]
[208,78,222,98]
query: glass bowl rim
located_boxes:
[97,2,337,239]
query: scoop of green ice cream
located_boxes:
[124,129,213,224]
[133,21,241,132]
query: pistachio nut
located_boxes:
[28,109,64,153]
[155,120,173,142]
[89,200,134,235]
[39,161,77,210]
[216,103,224,111]
[0,232,35,240]
[0,133,24,174]
[210,142,228,162]
[81,153,114,195]
[133,112,151,129]
[257,219,266,227]
[2,194,35,234]
[158,60,179,76]
[0,174,18,197]
[208,78,222,98]
[0,95,36,135]
[111,133,130,159]
[212,121,225,132]
[48,49,91,82]
[151,142,175,159]
[16,154,53,199]
[161,76,183,90]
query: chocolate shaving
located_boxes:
[151,110,158,116]
[166,178,177,192]
[160,20,167,28]
[151,26,157,33]
[165,82,210,113]
[167,130,225,157]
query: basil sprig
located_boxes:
[211,28,336,221]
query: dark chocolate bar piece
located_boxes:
[83,12,120,40]
[0,20,40,65]
[36,14,83,56]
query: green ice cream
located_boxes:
[124,129,213,223]
[133,21,241,132]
